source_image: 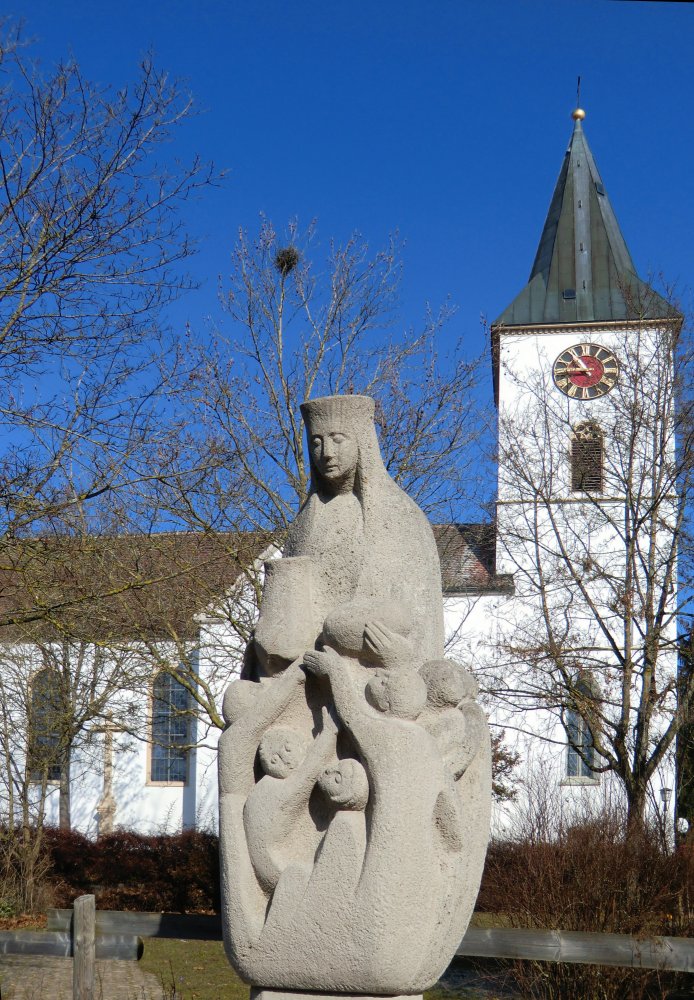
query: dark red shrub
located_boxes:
[43,828,220,913]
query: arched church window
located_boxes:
[150,671,189,783]
[566,676,598,780]
[28,667,62,783]
[571,421,603,492]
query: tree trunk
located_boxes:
[59,749,71,831]
[625,783,647,839]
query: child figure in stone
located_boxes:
[419,659,486,780]
[258,756,370,955]
[243,710,338,893]
[218,662,307,799]
[306,759,369,897]
[293,644,452,989]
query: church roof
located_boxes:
[434,523,513,595]
[0,524,510,644]
[493,111,676,327]
[0,532,274,642]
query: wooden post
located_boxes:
[73,894,95,1000]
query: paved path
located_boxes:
[0,955,165,999]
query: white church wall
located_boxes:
[5,552,679,843]
[7,588,679,840]
[0,638,218,837]
[189,578,258,833]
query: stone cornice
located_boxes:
[491,316,681,338]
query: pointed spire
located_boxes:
[494,110,674,327]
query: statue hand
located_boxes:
[364,619,414,670]
[304,648,332,677]
[304,646,344,678]
[321,704,340,735]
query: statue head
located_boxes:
[223,680,260,725]
[259,726,307,778]
[319,759,369,810]
[301,395,380,496]
[366,668,427,720]
[420,659,479,708]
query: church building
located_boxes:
[11,109,683,840]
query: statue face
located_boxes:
[320,764,349,803]
[365,670,390,713]
[366,669,427,719]
[259,727,306,779]
[309,425,358,488]
[319,760,368,810]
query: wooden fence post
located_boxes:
[73,894,96,1000]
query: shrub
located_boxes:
[476,795,694,999]
[44,828,220,912]
[0,825,54,916]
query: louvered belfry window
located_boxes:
[571,421,603,492]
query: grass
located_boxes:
[139,937,503,1000]
[140,938,248,1000]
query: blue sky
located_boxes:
[8,0,694,385]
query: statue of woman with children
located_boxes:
[218,395,491,1000]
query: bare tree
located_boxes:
[0,35,497,847]
[85,218,520,804]
[0,22,215,585]
[123,217,491,707]
[486,301,692,829]
[143,218,491,538]
[0,623,145,908]
[0,22,220,900]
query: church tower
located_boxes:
[487,109,681,823]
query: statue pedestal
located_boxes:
[252,991,423,1000]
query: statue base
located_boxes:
[252,991,423,1000]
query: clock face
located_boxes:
[553,343,619,399]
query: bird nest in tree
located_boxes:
[275,246,300,276]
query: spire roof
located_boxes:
[493,112,675,327]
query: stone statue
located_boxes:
[219,395,491,1000]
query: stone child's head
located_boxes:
[319,759,369,810]
[420,659,479,708]
[222,680,260,725]
[365,668,427,720]
[259,726,307,778]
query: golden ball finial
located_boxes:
[572,107,586,121]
